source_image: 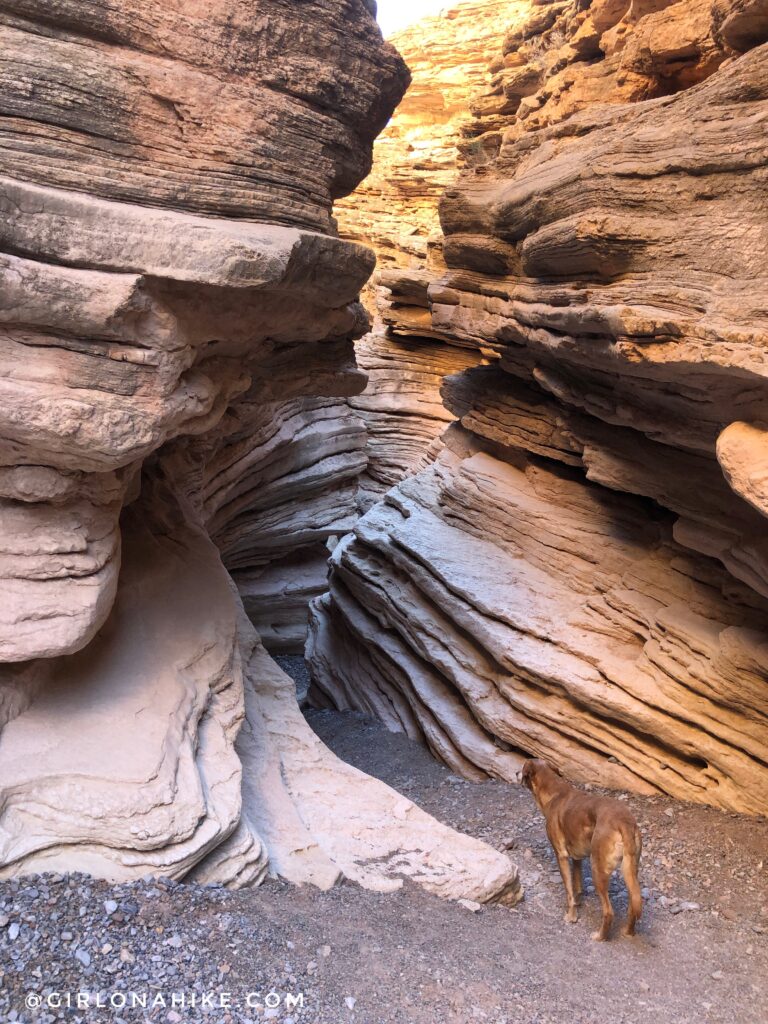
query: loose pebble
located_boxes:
[457,899,482,913]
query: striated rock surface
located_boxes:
[337,1,533,506]
[336,0,531,276]
[0,0,521,903]
[351,329,482,510]
[310,1,768,814]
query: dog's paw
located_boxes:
[591,930,608,942]
[564,909,579,924]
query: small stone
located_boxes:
[119,948,135,964]
[664,808,674,817]
[8,923,20,941]
[104,899,118,915]
[318,944,331,957]
[167,1012,182,1023]
[345,997,357,1010]
[679,901,700,912]
[712,971,724,980]
[167,934,183,948]
[74,948,91,967]
[457,899,482,913]
[101,943,113,954]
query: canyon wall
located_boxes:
[310,0,768,815]
[336,2,532,510]
[0,0,522,903]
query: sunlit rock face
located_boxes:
[309,0,768,815]
[0,0,522,904]
[336,1,533,506]
[336,0,532,276]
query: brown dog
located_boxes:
[519,758,642,940]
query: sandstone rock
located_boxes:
[0,0,523,902]
[231,609,520,902]
[336,1,531,504]
[0,494,249,880]
[309,434,768,814]
[717,422,768,521]
[336,0,530,279]
[311,1,768,814]
[0,0,406,230]
[235,547,334,655]
[352,331,483,509]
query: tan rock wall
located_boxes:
[0,0,521,902]
[336,1,534,508]
[310,0,768,814]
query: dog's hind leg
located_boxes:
[571,859,583,906]
[621,831,643,936]
[593,856,618,937]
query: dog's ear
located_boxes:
[519,759,533,789]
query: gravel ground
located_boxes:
[1,707,766,1024]
[274,657,310,704]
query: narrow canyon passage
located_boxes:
[0,1,767,1020]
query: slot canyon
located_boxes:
[0,0,767,922]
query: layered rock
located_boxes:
[351,328,483,509]
[337,1,534,505]
[336,0,531,275]
[309,1,768,814]
[0,0,522,903]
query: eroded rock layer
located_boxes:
[336,0,531,276]
[310,0,768,814]
[352,329,483,510]
[0,0,522,902]
[336,0,533,506]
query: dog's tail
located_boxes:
[619,823,643,934]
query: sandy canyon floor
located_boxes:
[1,703,766,1024]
